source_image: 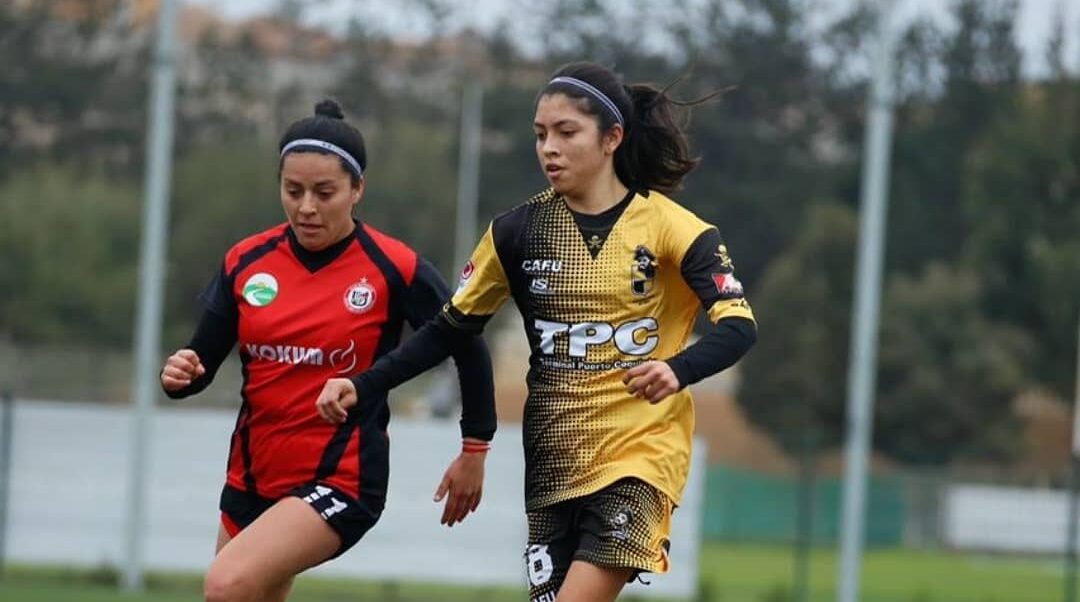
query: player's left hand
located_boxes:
[433,446,486,527]
[623,360,681,404]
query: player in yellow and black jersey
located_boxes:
[316,61,757,602]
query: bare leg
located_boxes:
[554,560,634,602]
[214,523,230,553]
[204,498,339,602]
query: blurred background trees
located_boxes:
[1,0,1077,475]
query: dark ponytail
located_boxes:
[278,98,367,186]
[539,62,716,194]
[615,83,700,194]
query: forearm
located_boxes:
[350,315,468,401]
[450,334,496,441]
[163,309,236,399]
[665,317,757,389]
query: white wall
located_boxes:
[943,484,1071,553]
[1,400,704,598]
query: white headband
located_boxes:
[280,138,364,177]
[548,76,625,126]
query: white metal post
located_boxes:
[837,2,898,601]
[125,0,180,591]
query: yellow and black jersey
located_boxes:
[443,188,754,509]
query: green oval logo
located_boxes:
[242,273,279,307]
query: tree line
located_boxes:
[1,0,1077,469]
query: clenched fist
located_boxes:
[315,378,358,424]
[623,360,681,404]
[161,349,205,392]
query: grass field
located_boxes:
[0,543,1062,602]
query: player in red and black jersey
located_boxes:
[160,100,496,602]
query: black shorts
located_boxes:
[220,483,383,558]
[524,478,673,602]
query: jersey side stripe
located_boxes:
[314,420,360,482]
[309,227,403,496]
[226,234,288,496]
[353,227,403,496]
[237,358,258,493]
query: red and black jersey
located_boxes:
[166,221,495,502]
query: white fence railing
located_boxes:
[2,400,704,598]
[943,484,1070,554]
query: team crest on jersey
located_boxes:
[631,245,657,297]
[344,279,376,313]
[241,273,279,307]
[605,507,634,541]
[715,243,734,270]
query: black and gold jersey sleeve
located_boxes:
[678,228,756,324]
[443,222,512,333]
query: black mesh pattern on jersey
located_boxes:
[514,189,641,507]
[518,189,597,505]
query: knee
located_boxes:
[204,565,258,602]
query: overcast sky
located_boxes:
[186,0,1078,77]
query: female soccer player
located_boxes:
[161,99,496,602]
[316,62,757,602]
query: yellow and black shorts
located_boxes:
[524,478,672,602]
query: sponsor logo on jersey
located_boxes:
[631,245,657,297]
[328,339,358,374]
[521,258,563,274]
[241,273,279,307]
[529,277,552,295]
[245,343,324,366]
[243,339,358,373]
[712,272,744,298]
[344,279,376,314]
[457,260,475,293]
[534,318,659,359]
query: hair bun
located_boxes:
[314,99,345,120]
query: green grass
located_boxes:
[699,544,1062,602]
[0,543,1063,602]
[0,565,528,602]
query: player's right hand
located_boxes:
[315,378,358,424]
[160,349,205,392]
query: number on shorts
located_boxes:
[525,544,554,586]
